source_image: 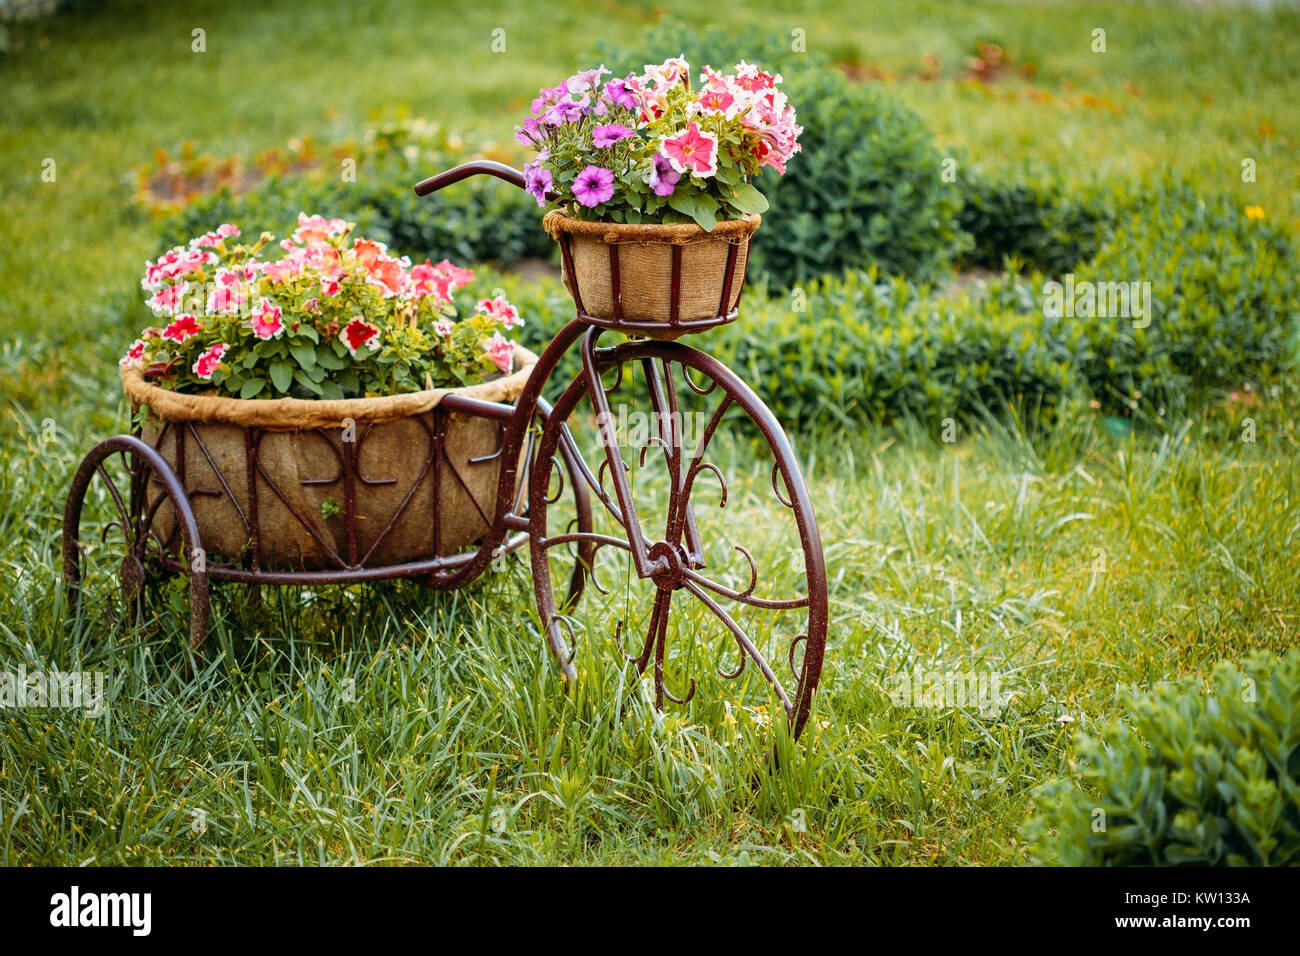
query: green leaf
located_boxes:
[269,360,293,394]
[316,349,347,371]
[239,377,267,399]
[289,342,317,371]
[728,182,769,215]
[293,367,323,395]
[669,191,717,231]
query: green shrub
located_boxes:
[593,19,969,288]
[709,270,1072,431]
[956,170,1119,276]
[161,122,552,267]
[1025,650,1300,866]
[1051,178,1300,414]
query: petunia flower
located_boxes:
[483,333,516,374]
[643,153,682,197]
[591,123,632,147]
[524,161,553,208]
[602,74,640,110]
[660,121,719,178]
[572,165,615,207]
[192,343,228,380]
[339,316,380,355]
[162,313,203,344]
[249,298,284,339]
[120,339,148,366]
[293,213,349,245]
[476,295,523,330]
[566,65,610,96]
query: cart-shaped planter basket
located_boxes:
[62,162,829,739]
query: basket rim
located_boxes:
[121,344,539,429]
[543,209,760,245]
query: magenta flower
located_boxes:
[592,123,632,147]
[572,165,615,208]
[524,161,553,208]
[514,116,543,146]
[544,97,586,126]
[602,75,639,110]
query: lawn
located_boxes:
[1,0,1297,865]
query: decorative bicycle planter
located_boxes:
[61,158,826,738]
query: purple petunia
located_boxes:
[524,161,553,208]
[643,153,682,197]
[543,97,590,128]
[514,115,543,146]
[530,83,567,115]
[602,74,639,110]
[572,165,615,208]
[591,123,633,148]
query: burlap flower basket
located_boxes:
[120,345,538,571]
[544,211,760,339]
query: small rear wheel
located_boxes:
[62,435,210,653]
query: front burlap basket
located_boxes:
[121,345,537,571]
[544,211,759,338]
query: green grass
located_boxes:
[2,381,1297,864]
[1,0,1298,865]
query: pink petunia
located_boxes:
[206,268,248,315]
[293,213,349,245]
[192,343,228,380]
[161,313,203,344]
[483,333,516,374]
[477,295,523,331]
[339,316,380,355]
[249,298,284,339]
[147,283,187,316]
[120,339,148,366]
[433,317,455,337]
[693,88,737,117]
[660,121,719,178]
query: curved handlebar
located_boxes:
[413,160,525,197]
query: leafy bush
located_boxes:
[956,169,1119,276]
[161,121,553,268]
[1024,650,1300,866]
[711,271,1071,431]
[593,19,969,288]
[1049,179,1300,414]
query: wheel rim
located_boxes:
[529,333,828,739]
[62,436,210,652]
